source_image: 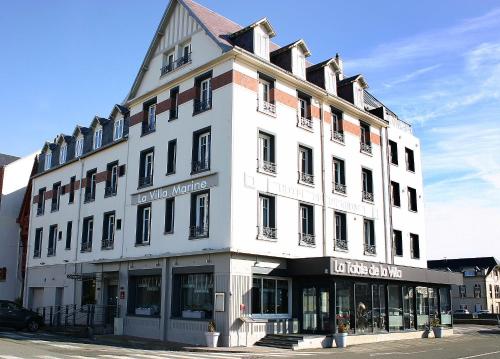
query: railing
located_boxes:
[81,241,92,253]
[36,304,120,330]
[176,52,192,67]
[192,159,210,173]
[258,160,277,175]
[334,182,347,194]
[104,185,117,197]
[101,238,114,250]
[297,115,313,130]
[362,190,374,202]
[257,226,277,241]
[33,249,41,258]
[36,206,44,216]
[364,243,376,255]
[298,171,314,185]
[299,232,315,247]
[193,98,212,114]
[332,130,344,143]
[47,247,56,256]
[160,62,174,76]
[141,121,156,135]
[51,201,59,212]
[257,99,276,115]
[189,225,209,238]
[335,238,348,251]
[84,191,95,203]
[138,175,153,188]
[360,142,372,154]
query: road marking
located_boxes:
[0,356,24,359]
[370,348,443,356]
[47,343,83,349]
[454,351,500,359]
[37,356,65,359]
[98,356,139,359]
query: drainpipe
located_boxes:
[381,124,393,264]
[73,158,84,304]
[120,132,132,260]
[319,102,327,257]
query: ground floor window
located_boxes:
[128,275,161,316]
[416,286,429,329]
[173,273,214,319]
[336,281,354,334]
[439,288,452,326]
[81,279,96,305]
[354,283,372,334]
[388,285,403,331]
[252,277,289,316]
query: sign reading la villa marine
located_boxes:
[131,174,218,205]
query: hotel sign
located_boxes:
[332,259,402,279]
[131,174,218,205]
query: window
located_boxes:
[102,211,116,249]
[459,285,467,298]
[37,187,46,216]
[0,268,6,281]
[59,144,67,164]
[48,224,57,256]
[297,94,312,130]
[105,162,119,197]
[474,284,481,298]
[169,87,179,120]
[298,145,314,185]
[389,140,398,165]
[360,121,372,154]
[363,218,375,254]
[174,273,214,319]
[51,182,61,212]
[259,79,270,103]
[296,51,306,78]
[190,191,209,238]
[34,228,43,258]
[391,181,401,207]
[258,131,276,174]
[331,108,344,143]
[129,275,161,316]
[166,139,177,175]
[93,127,103,150]
[258,194,276,240]
[410,233,420,259]
[194,73,212,114]
[84,169,97,202]
[113,119,124,140]
[405,147,415,172]
[161,50,175,75]
[354,283,372,333]
[81,216,94,252]
[164,198,175,234]
[136,204,151,245]
[178,42,192,66]
[388,285,403,331]
[68,176,76,204]
[65,221,72,250]
[139,148,154,188]
[254,30,269,59]
[142,99,157,135]
[44,151,52,170]
[299,203,314,246]
[408,187,418,212]
[251,277,289,315]
[336,281,353,333]
[192,129,211,174]
[362,168,374,202]
[75,136,84,157]
[334,212,347,251]
[332,157,346,194]
[393,229,403,256]
[325,68,336,94]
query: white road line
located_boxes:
[139,353,241,359]
[454,351,500,359]
[370,348,443,356]
[37,356,65,359]
[47,343,83,350]
[98,356,140,359]
[0,356,24,359]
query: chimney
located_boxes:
[335,53,344,80]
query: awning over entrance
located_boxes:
[288,257,463,286]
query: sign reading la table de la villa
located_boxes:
[131,174,218,205]
[332,259,403,279]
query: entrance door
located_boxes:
[302,286,331,333]
[318,288,331,332]
[302,287,316,332]
[106,285,118,325]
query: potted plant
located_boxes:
[205,320,220,347]
[335,322,349,348]
[430,318,444,338]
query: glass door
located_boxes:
[319,288,331,332]
[302,287,316,332]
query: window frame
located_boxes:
[136,204,152,245]
[59,144,67,164]
[93,127,103,150]
[113,118,124,141]
[164,198,175,234]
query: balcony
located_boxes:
[138,175,153,188]
[51,201,59,212]
[84,192,95,203]
[298,171,314,186]
[258,160,277,175]
[335,238,348,251]
[36,206,44,216]
[47,247,56,257]
[257,99,276,116]
[104,185,117,197]
[332,130,345,143]
[141,121,156,136]
[362,191,374,203]
[33,249,41,258]
[193,98,212,114]
[299,232,315,247]
[333,182,347,195]
[360,142,372,155]
[176,52,192,68]
[101,238,114,250]
[257,226,277,241]
[160,62,174,76]
[191,159,210,174]
[297,115,313,131]
[189,225,209,239]
[364,243,376,255]
[81,242,92,253]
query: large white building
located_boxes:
[24,0,461,347]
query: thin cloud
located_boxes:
[383,64,441,88]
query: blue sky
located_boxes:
[1,0,499,258]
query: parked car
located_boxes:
[0,300,44,331]
[453,309,470,314]
[474,310,490,315]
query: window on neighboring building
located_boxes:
[34,228,43,258]
[139,148,154,188]
[136,204,151,245]
[173,273,214,319]
[296,51,306,78]
[363,218,375,254]
[84,169,97,202]
[194,72,212,114]
[334,211,347,251]
[164,198,175,234]
[389,140,398,165]
[191,128,211,174]
[0,267,6,282]
[391,181,401,207]
[142,99,157,135]
[129,275,161,316]
[331,108,344,143]
[410,233,420,259]
[166,139,177,175]
[299,203,314,246]
[405,147,415,172]
[75,136,84,157]
[169,87,179,120]
[258,131,276,174]
[65,221,72,250]
[408,187,418,212]
[251,277,289,315]
[190,191,209,239]
[37,187,46,216]
[360,121,372,154]
[298,145,314,185]
[332,157,346,194]
[474,284,481,298]
[102,211,116,249]
[162,50,175,75]
[51,182,61,212]
[459,285,467,298]
[81,216,94,252]
[257,74,276,114]
[113,118,124,141]
[179,42,192,66]
[297,93,312,130]
[68,176,76,204]
[105,161,119,197]
[258,194,276,240]
[362,168,374,202]
[93,126,103,150]
[48,224,57,256]
[59,144,67,164]
[44,151,52,170]
[393,229,403,256]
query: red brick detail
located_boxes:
[44,190,53,200]
[32,194,39,204]
[95,171,108,183]
[81,178,87,188]
[130,112,143,126]
[178,87,196,105]
[275,89,298,109]
[344,121,361,137]
[156,98,171,114]
[311,105,320,119]
[233,71,258,92]
[212,70,233,90]
[371,132,381,146]
[324,111,332,124]
[74,180,80,191]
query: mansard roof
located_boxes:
[56,134,72,145]
[271,39,311,57]
[338,74,368,89]
[90,116,109,129]
[428,257,500,275]
[110,104,129,119]
[229,17,276,38]
[41,142,57,153]
[306,58,341,73]
[0,153,19,167]
[72,125,90,137]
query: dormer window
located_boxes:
[75,136,84,157]
[178,42,192,67]
[44,151,52,170]
[59,144,67,164]
[93,126,103,150]
[296,51,306,79]
[325,67,337,94]
[113,118,124,141]
[254,27,269,59]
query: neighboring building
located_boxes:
[0,153,37,301]
[428,257,500,314]
[24,0,461,347]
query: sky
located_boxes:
[1,0,499,260]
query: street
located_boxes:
[0,325,498,359]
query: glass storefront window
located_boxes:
[252,277,289,316]
[263,279,276,313]
[302,287,316,331]
[416,286,429,329]
[403,286,415,330]
[372,284,386,332]
[130,275,161,316]
[180,273,213,319]
[276,280,289,314]
[388,285,403,331]
[439,287,452,326]
[354,283,372,334]
[336,282,353,334]
[251,278,262,314]
[428,287,439,320]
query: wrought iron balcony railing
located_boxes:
[193,98,212,114]
[189,225,209,239]
[257,99,276,115]
[364,243,376,255]
[192,159,210,174]
[299,232,315,247]
[258,160,277,175]
[362,190,374,202]
[176,52,192,67]
[138,175,153,188]
[298,171,314,185]
[84,191,95,203]
[360,142,372,154]
[334,182,347,194]
[101,238,114,250]
[297,115,313,130]
[335,238,348,251]
[332,130,345,143]
[80,242,92,253]
[257,226,277,241]
[104,185,117,197]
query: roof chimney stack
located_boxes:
[335,53,344,80]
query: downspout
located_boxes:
[120,132,132,260]
[73,157,84,303]
[381,125,393,264]
[319,102,327,257]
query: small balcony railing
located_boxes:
[360,142,372,154]
[193,98,212,114]
[297,115,313,131]
[33,249,41,258]
[299,232,315,247]
[258,160,277,175]
[160,62,174,76]
[141,121,156,135]
[257,99,276,115]
[189,225,209,239]
[81,242,92,253]
[333,182,347,195]
[84,191,95,203]
[332,130,345,143]
[257,226,277,241]
[101,238,114,250]
[104,185,117,197]
[298,171,314,185]
[176,52,192,67]
[47,247,56,257]
[192,159,210,174]
[362,191,374,202]
[36,206,44,216]
[51,201,59,212]
[138,175,153,188]
[364,243,376,255]
[335,238,348,251]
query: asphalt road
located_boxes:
[0,325,498,359]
